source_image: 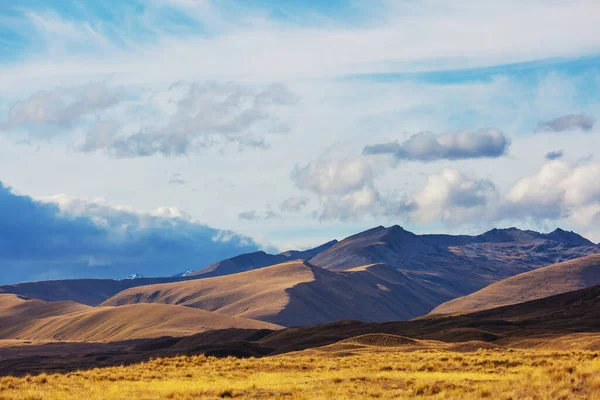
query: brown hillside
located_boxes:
[0,294,280,342]
[431,254,600,315]
[102,260,441,326]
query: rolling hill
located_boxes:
[309,225,599,301]
[0,294,281,342]
[102,260,441,325]
[430,253,600,315]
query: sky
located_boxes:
[1,0,600,283]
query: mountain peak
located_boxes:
[478,227,542,243]
[119,273,144,281]
[544,228,594,246]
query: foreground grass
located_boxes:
[2,347,600,399]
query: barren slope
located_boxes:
[102,260,441,325]
[0,294,280,342]
[431,254,600,315]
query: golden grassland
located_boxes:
[3,339,600,400]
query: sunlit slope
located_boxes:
[0,294,281,341]
[432,254,600,315]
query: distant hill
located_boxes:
[102,260,441,326]
[430,253,600,315]
[0,241,339,306]
[186,240,338,278]
[0,277,196,306]
[309,225,599,302]
[0,294,281,342]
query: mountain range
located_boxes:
[1,225,599,336]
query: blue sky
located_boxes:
[1,0,600,283]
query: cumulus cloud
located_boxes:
[545,150,564,160]
[0,183,259,284]
[279,197,309,212]
[409,169,499,224]
[363,129,510,162]
[407,161,600,230]
[505,160,600,224]
[537,114,595,132]
[80,82,296,158]
[2,82,125,130]
[291,155,385,219]
[290,153,411,220]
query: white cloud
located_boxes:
[291,154,385,219]
[410,169,498,224]
[290,150,412,220]
[506,160,600,224]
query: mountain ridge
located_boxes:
[101,260,443,325]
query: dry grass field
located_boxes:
[2,334,600,400]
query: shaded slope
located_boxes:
[255,283,600,354]
[0,276,196,306]
[0,294,281,342]
[309,225,600,304]
[432,254,600,315]
[188,240,338,278]
[103,261,441,325]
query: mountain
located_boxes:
[102,260,441,325]
[0,276,197,306]
[0,294,281,342]
[172,269,194,278]
[185,240,338,278]
[430,253,600,315]
[309,225,599,303]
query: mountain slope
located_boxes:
[102,260,441,326]
[431,254,600,315]
[187,240,338,278]
[309,225,599,302]
[0,294,281,341]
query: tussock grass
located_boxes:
[2,347,600,399]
